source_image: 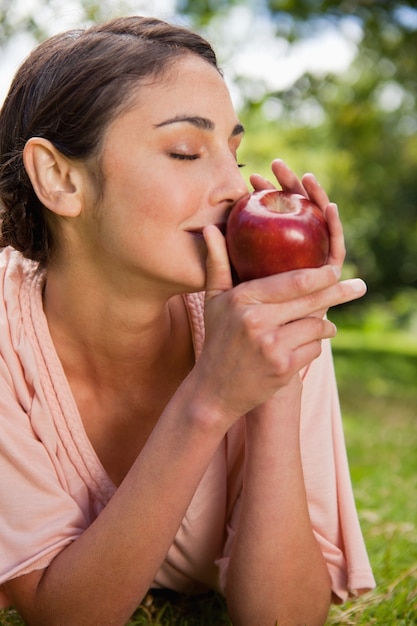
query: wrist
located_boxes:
[246,376,302,441]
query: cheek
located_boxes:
[101,149,204,231]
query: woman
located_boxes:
[0,16,374,626]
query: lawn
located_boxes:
[1,329,416,625]
[326,332,417,625]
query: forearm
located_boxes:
[7,378,227,626]
[225,378,331,626]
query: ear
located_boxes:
[23,137,84,218]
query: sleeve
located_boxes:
[299,338,376,602]
[0,356,90,608]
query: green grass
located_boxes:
[1,330,416,625]
[325,333,417,625]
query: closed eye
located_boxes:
[170,153,199,161]
[170,152,245,167]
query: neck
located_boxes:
[42,266,191,391]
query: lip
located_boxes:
[188,230,205,240]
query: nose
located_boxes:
[209,155,248,208]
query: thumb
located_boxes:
[203,225,233,301]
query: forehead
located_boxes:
[120,54,236,126]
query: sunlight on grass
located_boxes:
[327,336,417,625]
[332,328,417,356]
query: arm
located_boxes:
[3,384,231,626]
[225,379,332,626]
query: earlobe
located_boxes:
[23,137,83,217]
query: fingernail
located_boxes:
[331,322,338,335]
[349,278,367,293]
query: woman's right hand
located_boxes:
[194,224,366,425]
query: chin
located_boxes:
[168,267,206,296]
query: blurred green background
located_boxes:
[1,1,416,624]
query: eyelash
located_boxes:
[170,153,199,161]
[170,153,246,168]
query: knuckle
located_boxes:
[291,269,312,294]
[274,353,292,378]
[304,290,321,311]
[240,306,262,337]
[258,329,276,358]
[261,332,292,377]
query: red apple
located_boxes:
[226,189,330,282]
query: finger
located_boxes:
[203,225,233,300]
[249,173,276,192]
[276,316,337,359]
[235,270,366,325]
[289,316,338,343]
[286,327,332,374]
[325,203,346,268]
[237,264,341,306]
[301,172,330,210]
[260,317,337,384]
[270,159,308,196]
[278,276,367,322]
[249,159,310,195]
[263,316,338,362]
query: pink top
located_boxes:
[0,247,375,607]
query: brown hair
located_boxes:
[0,16,219,265]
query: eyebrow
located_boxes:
[154,115,245,137]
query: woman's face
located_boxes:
[78,54,248,297]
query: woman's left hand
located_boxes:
[249,159,349,320]
[250,159,346,273]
